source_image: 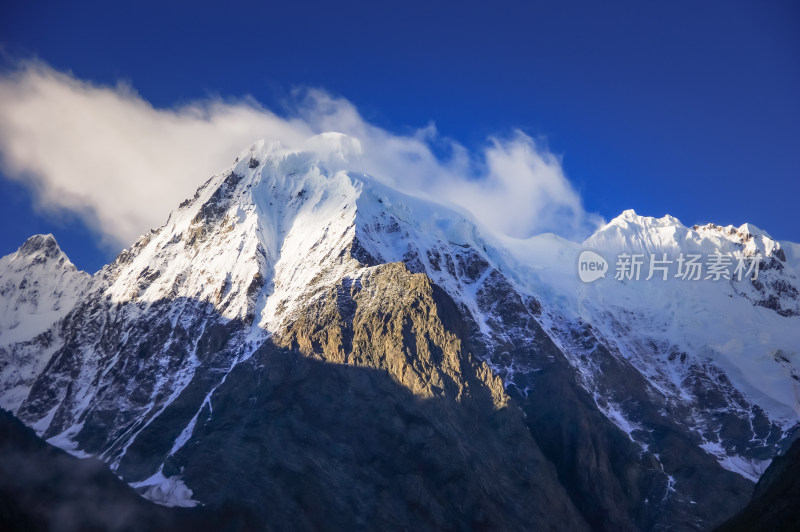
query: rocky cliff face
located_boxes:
[0,137,797,530]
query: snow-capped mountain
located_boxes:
[0,234,90,412]
[500,211,800,481]
[0,135,797,531]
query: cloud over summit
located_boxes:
[0,61,602,248]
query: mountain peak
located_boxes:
[232,133,363,179]
[737,222,770,239]
[610,209,682,227]
[0,233,90,357]
[17,234,62,259]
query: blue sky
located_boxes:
[0,0,798,272]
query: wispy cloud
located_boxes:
[0,61,602,247]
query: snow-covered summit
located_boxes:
[584,209,787,262]
[0,234,91,412]
[0,234,90,347]
[17,233,61,258]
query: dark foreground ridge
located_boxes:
[0,409,258,532]
[715,437,800,532]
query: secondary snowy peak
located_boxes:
[0,234,89,346]
[494,208,800,481]
[692,221,784,260]
[584,209,799,318]
[588,209,788,262]
[18,233,63,257]
[582,211,799,474]
[0,234,91,413]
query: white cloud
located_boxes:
[437,133,596,238]
[0,61,602,248]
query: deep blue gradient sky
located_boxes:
[1,0,798,272]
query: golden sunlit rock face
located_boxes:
[279,262,507,407]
